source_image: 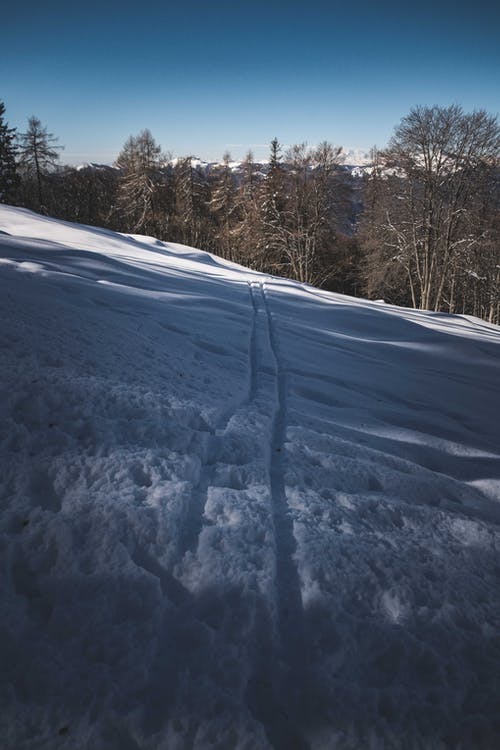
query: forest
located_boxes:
[1,102,499,324]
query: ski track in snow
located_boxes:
[177,281,260,559]
[1,206,500,750]
[178,278,308,746]
[259,282,308,749]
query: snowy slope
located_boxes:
[1,205,500,750]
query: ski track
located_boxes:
[179,278,308,747]
[246,281,309,750]
[248,281,259,402]
[176,282,260,558]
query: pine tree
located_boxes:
[255,138,288,272]
[0,101,19,204]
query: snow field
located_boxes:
[1,206,500,749]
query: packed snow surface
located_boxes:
[1,206,500,750]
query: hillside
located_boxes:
[1,205,500,750]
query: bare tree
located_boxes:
[361,106,500,316]
[274,140,345,285]
[18,116,62,211]
[171,157,210,248]
[231,150,262,267]
[209,151,238,260]
[115,129,165,234]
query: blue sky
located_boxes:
[2,0,499,164]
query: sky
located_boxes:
[2,0,500,165]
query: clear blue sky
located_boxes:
[2,0,499,164]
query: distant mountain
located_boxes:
[75,162,119,173]
[75,149,372,178]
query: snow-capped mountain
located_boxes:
[1,206,499,749]
[341,147,371,166]
[74,162,119,173]
[75,150,372,178]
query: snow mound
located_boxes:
[1,205,500,750]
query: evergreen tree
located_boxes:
[0,101,19,204]
[255,138,288,272]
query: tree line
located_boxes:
[1,101,499,323]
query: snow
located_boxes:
[340,147,370,166]
[0,204,499,750]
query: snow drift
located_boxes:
[1,205,499,750]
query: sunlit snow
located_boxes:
[1,206,499,749]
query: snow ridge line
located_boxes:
[259,281,309,749]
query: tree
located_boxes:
[171,156,210,248]
[209,151,237,260]
[254,138,288,273]
[232,150,262,268]
[258,140,346,285]
[115,129,165,234]
[51,164,119,229]
[283,140,346,286]
[359,146,413,306]
[360,106,500,314]
[0,101,19,204]
[18,116,62,210]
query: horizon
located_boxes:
[53,145,374,169]
[3,0,500,165]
